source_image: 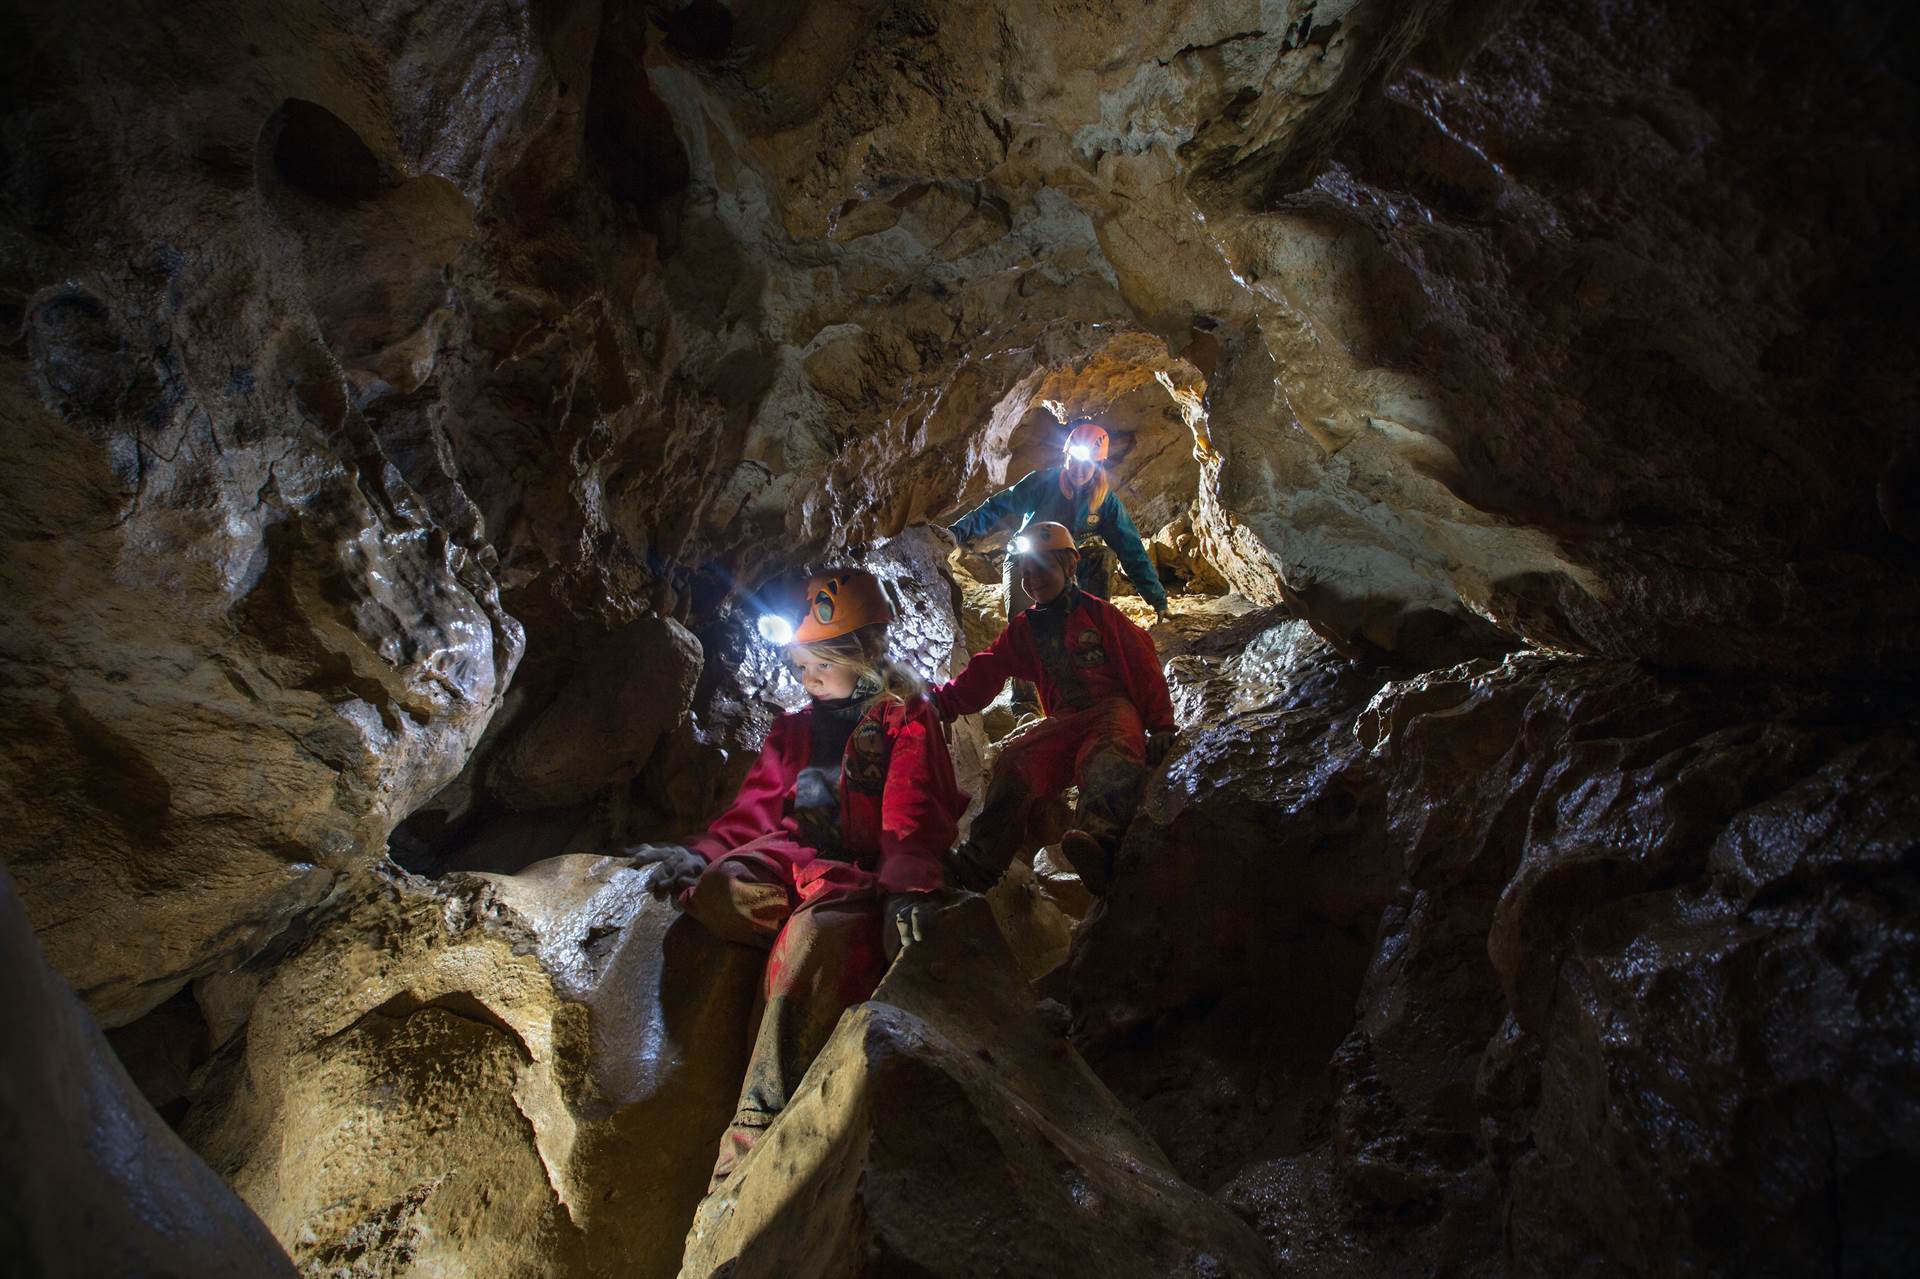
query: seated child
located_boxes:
[628,568,965,1189]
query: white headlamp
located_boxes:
[1067,443,1095,462]
[756,614,794,645]
[1010,535,1033,554]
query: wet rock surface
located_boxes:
[1074,644,1920,1276]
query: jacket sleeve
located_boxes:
[1098,493,1169,611]
[930,622,1030,720]
[687,714,797,861]
[1113,609,1176,733]
[949,471,1040,545]
[876,699,965,894]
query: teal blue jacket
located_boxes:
[948,466,1168,611]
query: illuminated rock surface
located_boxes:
[679,896,1276,1279]
[184,855,760,1279]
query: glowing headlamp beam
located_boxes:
[1010,535,1033,554]
[757,614,795,645]
[1066,443,1095,462]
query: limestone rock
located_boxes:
[183,856,762,1279]
[2,0,528,1026]
[679,896,1275,1279]
[0,863,296,1279]
[1072,648,1920,1274]
[1151,509,1233,598]
[983,856,1079,981]
[4,0,1918,1274]
[487,614,703,811]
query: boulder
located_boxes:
[679,896,1275,1279]
[183,856,762,1279]
[0,862,297,1278]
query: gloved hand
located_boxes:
[1154,604,1172,624]
[884,892,939,961]
[1146,729,1177,767]
[625,843,706,900]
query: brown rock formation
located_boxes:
[184,855,761,1279]
[0,863,297,1277]
[680,896,1276,1278]
[1078,629,1920,1275]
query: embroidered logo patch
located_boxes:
[843,717,892,796]
[1074,627,1107,668]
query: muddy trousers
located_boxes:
[680,834,884,1190]
[961,696,1147,890]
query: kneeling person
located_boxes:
[627,568,965,1191]
[932,522,1176,895]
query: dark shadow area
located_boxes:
[265,99,383,204]
[586,1,691,219]
[103,984,210,1128]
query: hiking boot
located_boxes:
[1057,829,1116,896]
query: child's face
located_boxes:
[1064,456,1100,488]
[790,650,861,701]
[1018,551,1073,604]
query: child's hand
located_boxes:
[884,892,939,961]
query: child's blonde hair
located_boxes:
[794,622,923,704]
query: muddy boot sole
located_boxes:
[1057,829,1115,896]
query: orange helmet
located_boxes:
[791,568,893,644]
[1008,521,1078,557]
[1064,419,1109,462]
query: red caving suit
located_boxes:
[681,692,964,1187]
[931,587,1174,882]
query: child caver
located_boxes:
[627,568,965,1189]
[931,522,1175,895]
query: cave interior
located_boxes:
[1,0,1916,1276]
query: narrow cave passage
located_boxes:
[3,1,1917,1278]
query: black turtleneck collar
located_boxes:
[808,688,876,770]
[812,691,871,722]
[1029,585,1080,618]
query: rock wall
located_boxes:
[1076,618,1920,1275]
[11,0,1912,1009]
[2,0,534,1026]
[1185,0,1920,672]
